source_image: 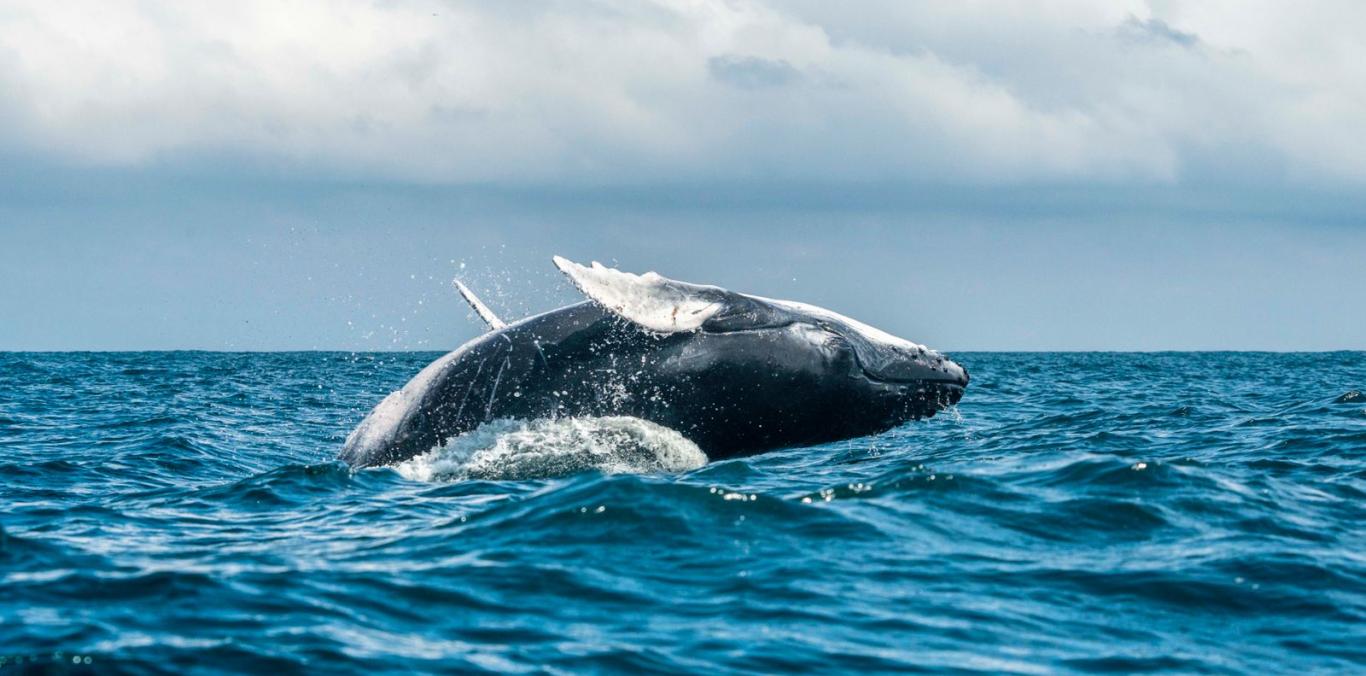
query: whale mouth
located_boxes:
[861,365,969,391]
[860,366,968,416]
[882,378,966,417]
[925,382,966,407]
[938,382,967,406]
[846,340,968,390]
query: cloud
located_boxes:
[1,0,1364,186]
[708,55,802,90]
[1119,16,1200,48]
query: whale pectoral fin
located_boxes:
[552,256,732,334]
[454,280,506,331]
[552,256,798,334]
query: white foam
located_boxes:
[392,416,708,482]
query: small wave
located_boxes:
[392,417,708,482]
[185,463,360,509]
[0,525,109,571]
[1332,390,1361,404]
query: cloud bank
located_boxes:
[2,0,1364,186]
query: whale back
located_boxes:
[341,302,658,467]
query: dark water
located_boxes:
[2,352,1364,674]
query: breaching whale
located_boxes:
[340,257,968,468]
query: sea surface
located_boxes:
[2,351,1363,674]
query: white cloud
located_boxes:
[1,0,1363,185]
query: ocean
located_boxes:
[2,351,1363,673]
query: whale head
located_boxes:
[694,295,968,427]
[778,299,969,415]
[555,257,968,427]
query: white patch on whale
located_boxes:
[343,345,471,456]
[553,256,724,333]
[392,416,708,482]
[453,279,506,330]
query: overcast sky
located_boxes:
[1,1,1363,351]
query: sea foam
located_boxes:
[392,416,707,482]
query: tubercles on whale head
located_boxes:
[764,298,967,390]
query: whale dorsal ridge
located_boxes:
[552,256,728,333]
[453,279,506,331]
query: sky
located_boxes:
[0,0,1363,351]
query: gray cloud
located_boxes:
[708,55,802,90]
[0,1,1363,187]
[1119,16,1200,48]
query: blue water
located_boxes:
[2,352,1364,673]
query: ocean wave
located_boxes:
[3,351,1365,673]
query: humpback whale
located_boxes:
[340,257,968,468]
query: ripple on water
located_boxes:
[1,351,1364,673]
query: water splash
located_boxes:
[945,403,977,442]
[391,416,707,482]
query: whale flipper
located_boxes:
[454,280,506,331]
[552,256,734,333]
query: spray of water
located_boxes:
[392,416,708,482]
